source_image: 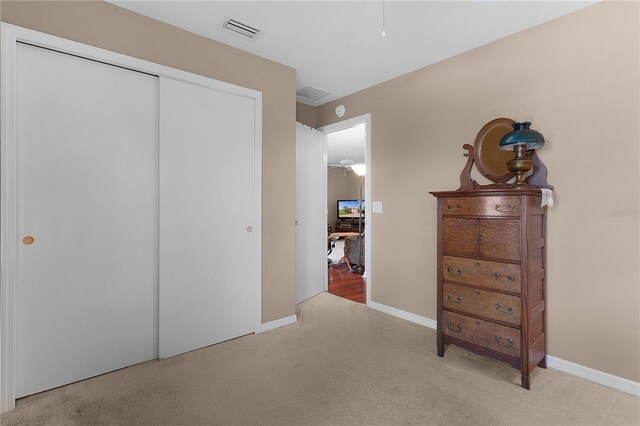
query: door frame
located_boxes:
[319,113,372,306]
[0,23,263,413]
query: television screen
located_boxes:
[337,200,365,219]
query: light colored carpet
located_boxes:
[2,292,639,425]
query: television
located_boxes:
[337,199,365,220]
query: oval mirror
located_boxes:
[474,118,515,183]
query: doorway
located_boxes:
[321,114,372,306]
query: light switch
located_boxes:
[372,201,383,213]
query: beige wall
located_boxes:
[296,102,318,128]
[1,1,297,323]
[317,2,640,382]
[327,168,362,228]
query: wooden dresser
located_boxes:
[430,189,547,389]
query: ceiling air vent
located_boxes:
[218,17,264,41]
[296,86,331,102]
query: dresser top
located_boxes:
[430,188,544,197]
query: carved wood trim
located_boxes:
[526,150,553,190]
[458,144,476,191]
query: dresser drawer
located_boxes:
[443,196,520,217]
[442,311,521,358]
[443,282,521,326]
[443,256,521,294]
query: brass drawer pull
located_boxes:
[447,203,462,212]
[446,322,462,333]
[494,272,514,284]
[495,336,513,347]
[447,266,462,276]
[447,294,463,304]
[479,232,486,240]
[495,304,513,315]
[495,203,514,212]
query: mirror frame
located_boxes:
[473,117,515,183]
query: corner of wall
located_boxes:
[296,102,318,128]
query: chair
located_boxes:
[344,233,365,270]
[327,225,337,264]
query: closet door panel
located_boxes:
[159,77,256,359]
[16,43,159,397]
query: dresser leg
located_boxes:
[521,373,530,390]
[437,343,444,357]
[538,356,547,369]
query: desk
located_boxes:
[329,232,359,239]
[335,223,365,233]
[329,232,359,270]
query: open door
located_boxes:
[295,123,326,304]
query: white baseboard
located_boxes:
[368,301,437,329]
[546,355,640,397]
[367,300,639,397]
[261,314,297,333]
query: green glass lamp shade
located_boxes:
[499,122,545,150]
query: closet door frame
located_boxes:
[0,23,263,413]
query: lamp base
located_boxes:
[507,145,534,188]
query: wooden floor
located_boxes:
[328,263,366,304]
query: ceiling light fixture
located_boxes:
[339,158,355,168]
[381,0,386,38]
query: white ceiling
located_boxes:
[110,1,596,106]
[327,123,365,167]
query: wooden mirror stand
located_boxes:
[458,118,552,191]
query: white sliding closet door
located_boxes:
[295,123,326,303]
[159,77,256,359]
[16,43,159,397]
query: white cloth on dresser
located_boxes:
[540,188,554,207]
